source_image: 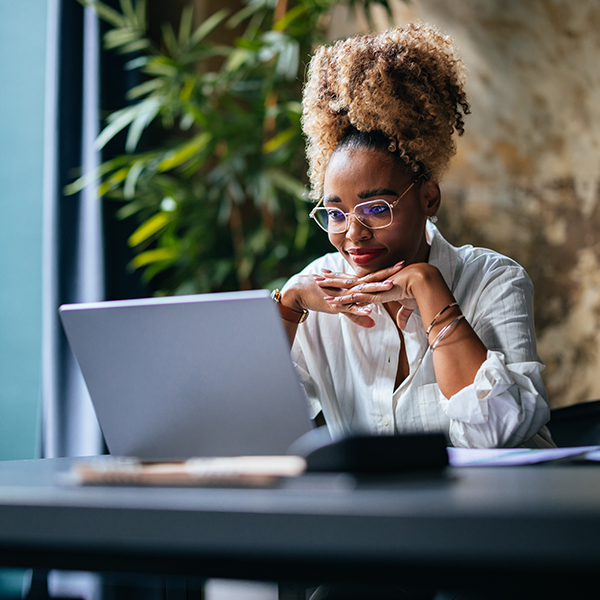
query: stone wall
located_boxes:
[330,0,600,407]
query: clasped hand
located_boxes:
[285,261,431,330]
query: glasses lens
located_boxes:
[313,207,346,232]
[355,200,392,229]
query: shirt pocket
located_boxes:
[417,383,450,433]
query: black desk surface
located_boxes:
[0,456,598,591]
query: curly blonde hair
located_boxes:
[302,23,470,199]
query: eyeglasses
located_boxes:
[309,180,417,234]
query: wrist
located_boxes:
[407,263,443,301]
[272,288,309,324]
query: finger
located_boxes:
[318,273,359,289]
[357,261,405,283]
[396,305,414,330]
[326,292,382,305]
[325,298,373,314]
[346,280,394,294]
[342,312,376,328]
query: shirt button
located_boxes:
[382,417,390,426]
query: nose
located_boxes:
[345,214,372,241]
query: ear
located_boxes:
[419,179,441,218]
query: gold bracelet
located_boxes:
[271,289,309,324]
[425,302,459,336]
[430,315,465,350]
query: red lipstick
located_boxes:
[347,247,386,265]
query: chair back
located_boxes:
[548,399,600,447]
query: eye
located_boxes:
[362,202,390,216]
[326,208,345,221]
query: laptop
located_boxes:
[59,290,313,460]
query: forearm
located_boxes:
[411,265,488,398]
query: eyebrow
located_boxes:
[358,188,398,199]
[323,188,398,204]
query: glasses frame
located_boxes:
[309,180,417,234]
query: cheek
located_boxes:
[328,232,343,250]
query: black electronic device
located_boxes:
[291,428,449,474]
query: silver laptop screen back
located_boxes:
[59,290,312,459]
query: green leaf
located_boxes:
[265,168,307,198]
[189,8,230,47]
[64,154,132,195]
[225,47,251,72]
[273,3,307,31]
[128,211,172,246]
[126,77,163,100]
[262,127,297,154]
[94,107,138,150]
[158,132,212,172]
[130,247,178,268]
[144,57,179,77]
[80,1,125,27]
[118,38,152,54]
[123,159,147,199]
[119,0,137,23]
[98,167,129,197]
[179,5,195,44]
[135,0,147,30]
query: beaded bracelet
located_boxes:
[425,302,459,336]
[430,315,465,351]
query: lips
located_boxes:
[347,247,386,265]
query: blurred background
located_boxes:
[1,0,599,597]
[2,0,600,465]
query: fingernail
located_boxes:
[321,269,332,274]
[383,280,393,285]
[394,261,405,268]
[323,296,335,301]
[314,276,325,281]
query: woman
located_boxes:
[274,24,553,449]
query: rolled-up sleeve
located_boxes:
[440,350,550,447]
[436,255,552,448]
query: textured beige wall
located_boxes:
[329,1,600,407]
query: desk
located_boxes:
[0,457,599,596]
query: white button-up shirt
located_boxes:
[291,223,553,448]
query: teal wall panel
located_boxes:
[0,0,48,460]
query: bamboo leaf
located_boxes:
[189,8,230,47]
[128,212,172,246]
[123,159,147,199]
[178,4,194,46]
[225,48,250,72]
[131,247,178,268]
[94,105,140,150]
[98,167,129,196]
[144,58,179,77]
[104,28,142,49]
[64,157,126,195]
[119,0,136,23]
[265,168,307,198]
[276,39,299,80]
[119,38,152,54]
[126,78,163,100]
[80,1,125,27]
[226,2,262,29]
[262,127,296,154]
[158,132,212,172]
[125,56,149,70]
[273,3,307,31]
[126,98,162,152]
[135,0,147,30]
[161,22,178,56]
